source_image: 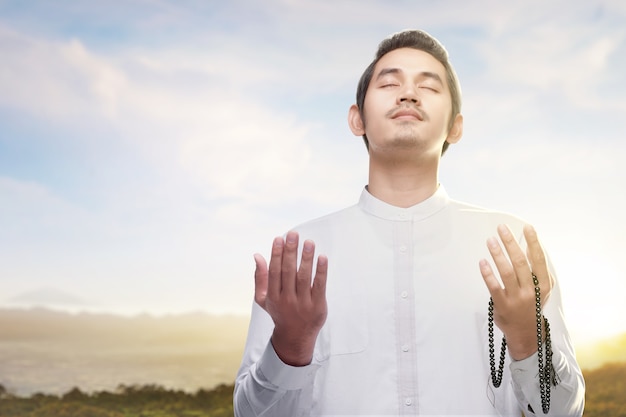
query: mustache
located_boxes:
[385,104,427,121]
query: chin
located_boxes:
[390,135,422,148]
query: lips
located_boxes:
[391,107,424,121]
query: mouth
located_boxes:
[390,107,424,121]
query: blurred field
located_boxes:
[0,308,249,396]
[0,307,624,397]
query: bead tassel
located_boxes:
[488,272,557,414]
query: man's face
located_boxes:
[361,47,455,157]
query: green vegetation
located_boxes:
[583,362,626,417]
[1,363,625,417]
[0,383,234,417]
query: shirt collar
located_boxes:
[358,184,450,221]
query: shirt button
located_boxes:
[400,291,408,298]
[399,245,407,253]
[405,398,413,406]
[401,344,409,352]
[398,213,407,220]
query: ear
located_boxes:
[445,113,463,145]
[348,104,365,136]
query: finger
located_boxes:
[486,233,518,294]
[280,231,299,295]
[496,224,532,289]
[523,224,553,296]
[267,236,285,299]
[296,240,315,298]
[479,258,504,302]
[311,254,328,303]
[253,253,269,307]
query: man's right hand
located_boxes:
[253,230,328,366]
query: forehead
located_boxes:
[373,47,447,82]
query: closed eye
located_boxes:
[419,85,439,92]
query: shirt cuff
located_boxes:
[509,352,536,388]
[257,340,321,391]
[509,347,564,388]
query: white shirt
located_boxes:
[234,186,585,417]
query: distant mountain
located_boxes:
[0,307,248,346]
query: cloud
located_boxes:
[0,15,364,314]
[0,177,95,243]
[0,25,127,124]
[468,3,626,112]
[0,11,374,213]
[1,0,625,320]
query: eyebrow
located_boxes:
[375,68,444,85]
[375,67,402,80]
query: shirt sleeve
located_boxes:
[508,267,586,416]
[233,302,321,417]
[510,347,585,416]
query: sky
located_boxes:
[0,0,625,346]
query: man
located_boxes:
[234,30,585,416]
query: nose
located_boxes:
[398,85,420,105]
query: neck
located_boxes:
[367,154,440,208]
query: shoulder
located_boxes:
[447,198,528,237]
[283,203,369,253]
[291,204,360,234]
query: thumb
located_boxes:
[253,253,269,308]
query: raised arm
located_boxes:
[234,231,328,417]
[480,224,585,416]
